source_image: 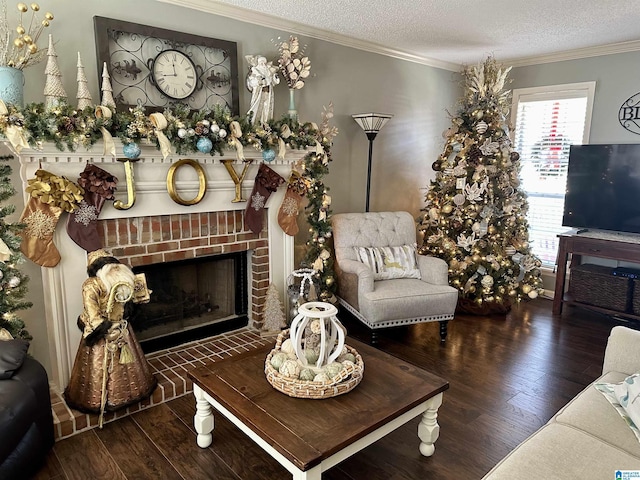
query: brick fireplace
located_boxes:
[98,210,269,339]
[13,141,305,391]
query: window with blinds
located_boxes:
[511,82,596,268]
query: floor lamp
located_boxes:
[352,113,393,212]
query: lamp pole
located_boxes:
[365,131,377,212]
[352,113,393,213]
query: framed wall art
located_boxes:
[94,16,240,114]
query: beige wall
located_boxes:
[13,0,460,374]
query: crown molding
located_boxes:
[157,0,640,72]
[155,0,461,71]
[506,39,640,67]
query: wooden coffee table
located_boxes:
[189,337,448,480]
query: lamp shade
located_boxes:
[352,113,393,133]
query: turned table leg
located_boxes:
[193,384,214,448]
[418,393,444,456]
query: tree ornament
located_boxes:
[475,121,488,133]
[196,137,213,153]
[122,142,141,159]
[262,148,276,163]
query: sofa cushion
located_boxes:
[0,340,29,380]
[595,372,640,443]
[0,376,38,462]
[554,371,640,458]
[354,244,421,280]
[482,423,640,479]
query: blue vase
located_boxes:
[122,142,141,159]
[196,137,213,153]
[0,66,24,107]
[262,148,276,163]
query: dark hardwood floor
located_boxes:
[33,298,635,480]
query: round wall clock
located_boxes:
[151,49,197,100]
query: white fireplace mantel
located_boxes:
[7,140,308,389]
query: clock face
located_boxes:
[152,50,197,100]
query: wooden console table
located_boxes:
[553,232,640,316]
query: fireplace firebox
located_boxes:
[131,252,248,352]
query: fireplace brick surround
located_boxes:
[97,210,270,327]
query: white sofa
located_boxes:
[483,325,640,479]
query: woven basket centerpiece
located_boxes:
[265,302,364,399]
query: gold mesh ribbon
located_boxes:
[0,100,29,153]
[149,112,172,159]
[95,106,116,157]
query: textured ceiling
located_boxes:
[165,0,640,69]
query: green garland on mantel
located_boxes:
[0,101,339,302]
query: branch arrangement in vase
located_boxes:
[0,2,54,70]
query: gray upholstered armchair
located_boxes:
[331,211,458,343]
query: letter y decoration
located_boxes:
[113,157,138,210]
[221,159,254,202]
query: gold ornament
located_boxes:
[17,3,28,13]
[13,38,24,48]
[442,204,453,214]
[16,26,25,34]
[45,12,53,20]
[30,3,39,11]
[472,254,481,262]
[521,284,532,294]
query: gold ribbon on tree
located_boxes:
[95,106,116,157]
[229,121,245,161]
[313,249,331,271]
[0,100,29,152]
[149,112,172,159]
[278,124,292,159]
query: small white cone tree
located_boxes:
[43,34,67,109]
[100,62,116,110]
[76,52,93,110]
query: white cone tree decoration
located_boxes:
[43,34,67,109]
[76,52,92,110]
[100,62,116,110]
[261,283,287,335]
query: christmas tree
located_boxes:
[0,155,32,339]
[418,57,543,314]
[261,283,286,335]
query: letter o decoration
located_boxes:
[166,159,207,206]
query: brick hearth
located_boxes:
[50,327,276,440]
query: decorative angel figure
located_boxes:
[246,55,279,125]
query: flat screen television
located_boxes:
[563,144,640,234]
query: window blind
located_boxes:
[512,84,594,268]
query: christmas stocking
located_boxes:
[245,163,284,233]
[20,170,83,267]
[278,171,307,236]
[66,164,118,252]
